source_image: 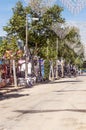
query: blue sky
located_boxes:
[0,0,86,44]
[0,0,26,36]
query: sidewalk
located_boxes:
[0,85,25,95]
[0,79,57,95]
[0,76,78,95]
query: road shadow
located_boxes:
[0,93,29,101]
[0,85,31,93]
[50,80,82,84]
[54,89,86,93]
[14,109,86,115]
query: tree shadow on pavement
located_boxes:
[0,93,29,101]
[53,89,86,93]
[50,80,82,84]
[0,85,27,93]
[14,109,86,115]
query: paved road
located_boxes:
[0,75,86,130]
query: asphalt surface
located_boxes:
[0,74,86,130]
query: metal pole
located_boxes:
[25,15,39,79]
[25,14,28,78]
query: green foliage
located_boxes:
[0,36,3,44]
[3,1,64,59]
[3,1,27,41]
[0,37,23,60]
[58,26,84,65]
[2,0,84,66]
[42,5,64,26]
[0,39,7,57]
[74,57,83,68]
[44,59,50,80]
[66,27,79,42]
[58,40,77,64]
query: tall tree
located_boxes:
[3,1,27,41]
[3,1,65,59]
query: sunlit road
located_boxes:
[0,74,86,130]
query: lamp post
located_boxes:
[25,14,39,79]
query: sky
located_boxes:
[0,0,86,44]
[0,0,26,36]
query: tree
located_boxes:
[26,0,53,15]
[64,26,84,64]
[3,1,65,59]
[0,36,23,60]
[51,22,84,63]
[3,1,27,41]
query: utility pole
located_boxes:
[25,15,39,79]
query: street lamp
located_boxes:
[25,14,39,78]
[24,0,40,78]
